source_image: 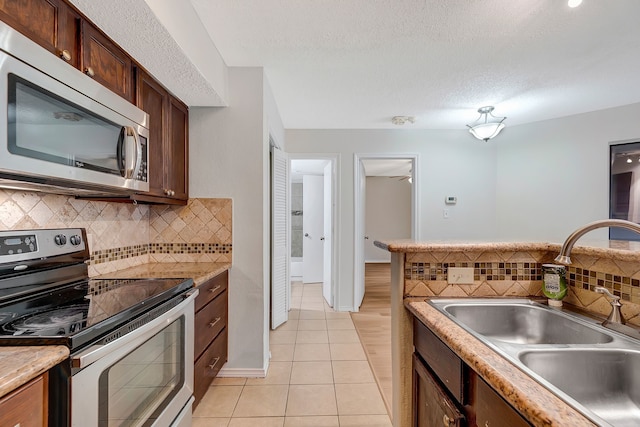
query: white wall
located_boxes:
[495,102,640,243]
[190,67,273,374]
[365,176,411,262]
[286,129,498,310]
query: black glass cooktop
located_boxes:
[0,277,192,351]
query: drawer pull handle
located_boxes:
[208,285,222,293]
[84,67,95,77]
[209,317,222,328]
[443,414,452,426]
[208,357,221,370]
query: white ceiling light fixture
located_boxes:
[568,0,583,8]
[466,106,507,142]
[391,116,415,126]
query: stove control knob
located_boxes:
[70,235,82,246]
[54,234,67,246]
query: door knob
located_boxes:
[320,237,325,241]
[304,233,311,238]
[364,236,369,240]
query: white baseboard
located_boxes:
[364,259,391,264]
[217,365,267,378]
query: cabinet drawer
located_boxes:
[0,374,47,427]
[474,375,531,427]
[413,317,464,401]
[195,270,228,312]
[194,328,227,408]
[194,289,227,360]
[413,354,465,427]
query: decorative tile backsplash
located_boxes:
[0,189,232,275]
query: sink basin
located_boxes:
[442,303,613,345]
[519,349,640,427]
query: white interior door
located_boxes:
[303,175,324,283]
[322,163,332,306]
[271,147,289,329]
[354,159,366,309]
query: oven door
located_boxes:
[71,290,197,427]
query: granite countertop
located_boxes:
[95,262,231,286]
[0,346,69,397]
[406,299,596,427]
[375,239,640,262]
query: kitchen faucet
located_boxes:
[554,219,640,325]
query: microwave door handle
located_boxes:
[123,126,139,179]
[116,127,126,177]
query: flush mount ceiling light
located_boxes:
[391,116,415,125]
[466,106,507,142]
[568,0,583,8]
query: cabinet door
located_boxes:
[413,354,465,427]
[0,374,47,427]
[167,96,189,200]
[81,21,134,102]
[474,375,531,427]
[137,69,169,198]
[0,0,79,67]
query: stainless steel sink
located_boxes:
[519,349,640,427]
[443,303,613,344]
[428,298,640,426]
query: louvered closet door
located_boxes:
[271,147,290,329]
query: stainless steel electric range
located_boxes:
[0,228,197,427]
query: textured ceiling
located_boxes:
[190,0,640,129]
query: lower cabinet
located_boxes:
[193,270,229,409]
[413,318,531,427]
[0,374,48,427]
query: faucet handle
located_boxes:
[595,286,620,301]
[595,287,625,325]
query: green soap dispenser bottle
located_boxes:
[542,264,567,306]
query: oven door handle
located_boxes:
[72,289,198,369]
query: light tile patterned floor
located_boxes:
[193,282,392,427]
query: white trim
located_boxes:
[288,153,340,310]
[354,153,420,311]
[217,364,268,378]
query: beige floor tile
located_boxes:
[246,361,292,385]
[296,330,329,344]
[193,385,243,418]
[299,309,326,320]
[192,418,230,427]
[290,298,302,308]
[275,319,299,331]
[297,319,327,330]
[290,361,334,384]
[329,343,367,361]
[326,319,355,330]
[335,383,387,415]
[228,417,284,427]
[270,329,298,344]
[212,377,247,386]
[288,309,301,320]
[332,361,375,384]
[283,416,339,426]
[233,385,289,417]
[325,311,351,320]
[286,385,338,416]
[338,415,392,427]
[294,343,331,361]
[328,329,360,343]
[271,344,295,362]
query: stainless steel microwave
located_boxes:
[0,21,149,196]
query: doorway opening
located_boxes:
[353,154,419,310]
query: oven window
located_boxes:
[98,317,185,427]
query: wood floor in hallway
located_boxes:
[351,263,392,415]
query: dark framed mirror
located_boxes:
[610,141,640,241]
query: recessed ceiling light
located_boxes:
[568,0,583,8]
[627,158,633,164]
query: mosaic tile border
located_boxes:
[90,243,233,265]
[567,266,640,304]
[406,262,542,282]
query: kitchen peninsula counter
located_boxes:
[0,346,69,397]
[95,262,231,285]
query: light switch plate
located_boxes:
[447,267,474,284]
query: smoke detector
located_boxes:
[391,116,415,125]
